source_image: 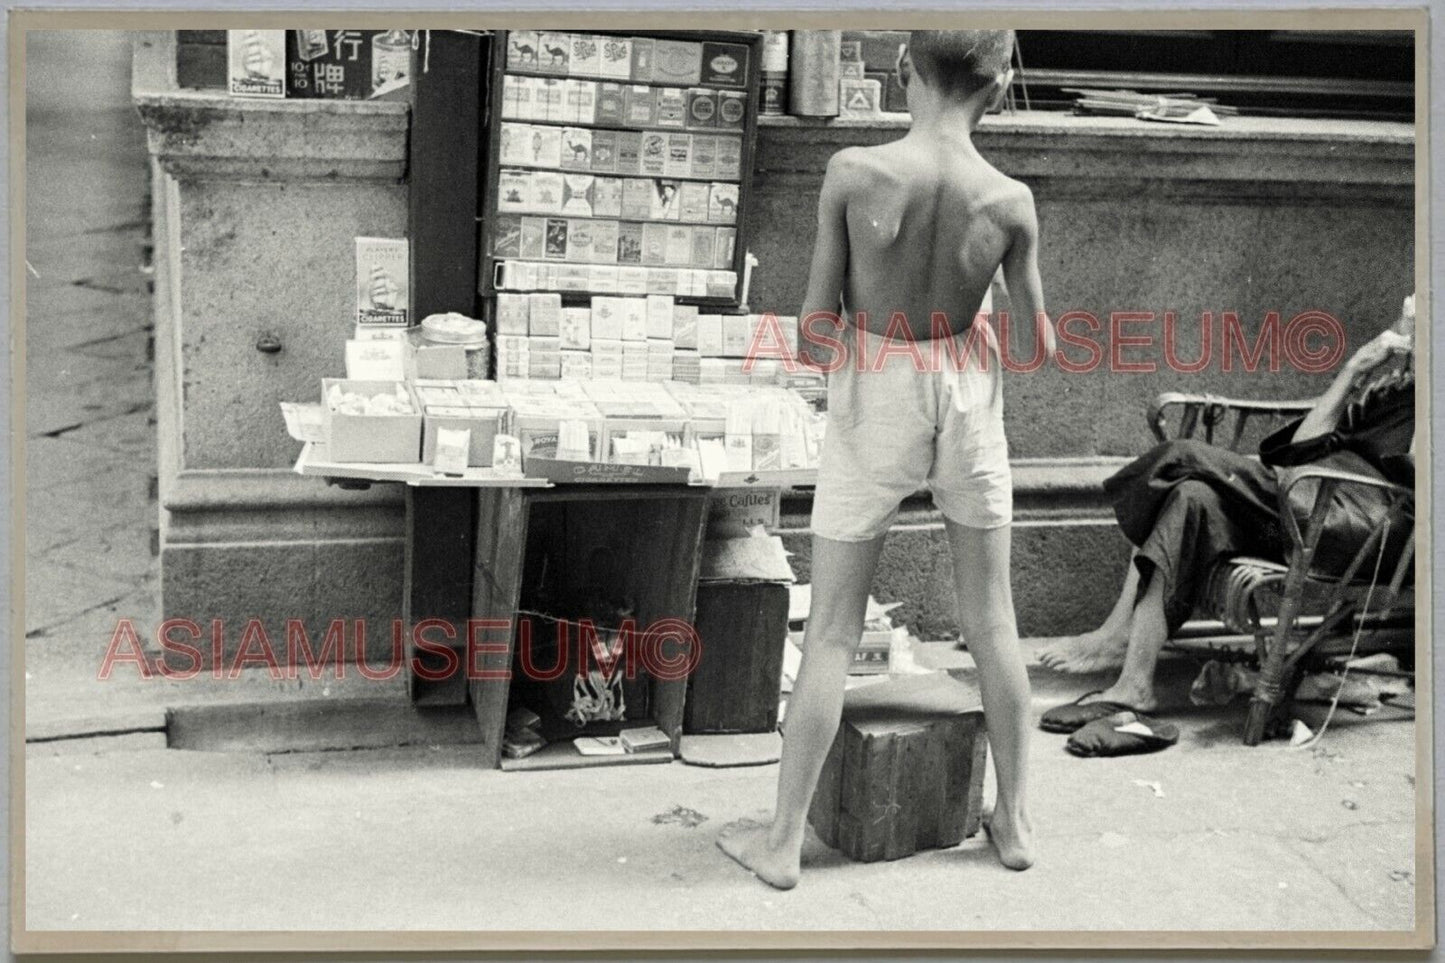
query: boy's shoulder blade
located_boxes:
[826,144,896,190]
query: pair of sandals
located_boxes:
[1040,691,1179,757]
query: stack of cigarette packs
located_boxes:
[489,30,754,304]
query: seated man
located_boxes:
[1037,297,1415,727]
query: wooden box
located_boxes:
[808,673,988,862]
[684,581,788,734]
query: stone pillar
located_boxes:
[133,33,412,665]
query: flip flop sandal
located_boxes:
[1039,691,1140,734]
[1065,710,1179,757]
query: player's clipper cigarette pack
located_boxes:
[355,237,410,326]
[228,30,287,99]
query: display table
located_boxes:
[297,443,811,768]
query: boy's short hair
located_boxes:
[907,30,1016,100]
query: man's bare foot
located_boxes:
[1037,629,1129,674]
[717,819,800,890]
[982,805,1035,871]
[1092,681,1158,714]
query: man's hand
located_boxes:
[1346,329,1411,378]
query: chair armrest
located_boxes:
[1276,465,1414,550]
[1149,392,1317,449]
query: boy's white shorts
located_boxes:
[810,323,1013,542]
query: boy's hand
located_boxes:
[1346,329,1411,376]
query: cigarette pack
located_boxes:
[590,129,618,173]
[715,135,742,179]
[572,79,598,124]
[553,264,591,293]
[664,225,694,266]
[664,133,693,178]
[630,37,656,82]
[652,179,683,221]
[494,290,534,335]
[615,131,643,174]
[617,265,649,294]
[492,214,522,258]
[518,217,546,260]
[590,219,620,263]
[589,264,620,293]
[228,30,286,99]
[595,82,626,125]
[616,221,644,265]
[355,237,409,325]
[646,295,676,339]
[528,292,563,336]
[560,307,592,348]
[590,297,624,340]
[624,84,657,127]
[679,182,711,223]
[673,304,699,348]
[560,127,593,170]
[508,31,542,72]
[722,314,751,356]
[530,171,565,213]
[569,34,603,78]
[690,227,716,268]
[716,90,747,130]
[686,88,718,128]
[542,217,569,260]
[641,222,668,265]
[647,268,679,296]
[709,183,739,224]
[536,33,572,76]
[501,75,529,120]
[499,122,531,166]
[561,176,594,217]
[653,39,704,85]
[689,134,717,178]
[700,41,750,88]
[598,36,633,79]
[713,227,737,267]
[591,177,623,217]
[655,87,688,128]
[707,270,738,299]
[527,123,562,167]
[497,170,532,213]
[639,132,668,176]
[536,77,566,121]
[565,219,596,262]
[514,75,542,120]
[620,178,652,221]
[620,297,649,341]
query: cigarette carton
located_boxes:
[646,295,676,339]
[355,237,409,325]
[228,30,286,99]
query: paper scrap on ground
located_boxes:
[1132,779,1165,798]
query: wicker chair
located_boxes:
[1147,392,1416,745]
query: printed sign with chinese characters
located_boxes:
[286,30,412,100]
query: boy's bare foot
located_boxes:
[717,819,800,890]
[1037,629,1129,674]
[982,805,1034,871]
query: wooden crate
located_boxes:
[684,581,788,734]
[809,673,988,862]
[469,485,709,769]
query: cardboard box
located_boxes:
[322,379,422,464]
[422,407,505,468]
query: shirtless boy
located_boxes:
[718,30,1054,889]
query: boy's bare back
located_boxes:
[830,137,1034,342]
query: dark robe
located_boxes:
[1103,374,1414,633]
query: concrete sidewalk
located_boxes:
[18,31,1419,941]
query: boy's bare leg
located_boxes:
[945,518,1035,870]
[717,532,886,890]
[1089,569,1167,712]
[1037,554,1139,673]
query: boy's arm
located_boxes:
[796,151,854,369]
[999,187,1055,359]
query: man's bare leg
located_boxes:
[717,532,885,890]
[1037,554,1139,673]
[945,518,1035,870]
[1089,568,1168,712]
